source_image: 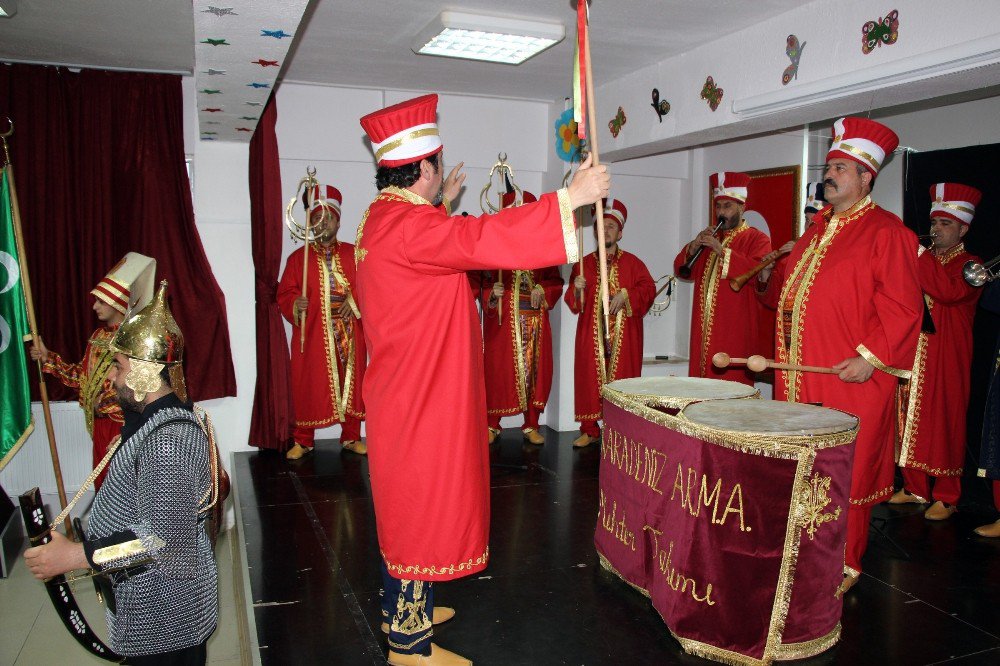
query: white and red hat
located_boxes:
[827,117,899,176]
[601,197,627,230]
[804,182,826,212]
[710,172,750,204]
[92,252,156,316]
[360,94,443,168]
[302,184,342,219]
[500,190,537,208]
[929,182,981,225]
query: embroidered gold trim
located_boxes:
[898,329,928,467]
[698,224,748,377]
[836,141,880,172]
[795,473,842,540]
[849,483,894,506]
[778,198,873,400]
[557,188,579,264]
[382,547,489,579]
[904,461,963,477]
[936,201,975,216]
[374,128,440,161]
[857,343,910,379]
[773,624,841,661]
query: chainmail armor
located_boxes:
[86,405,218,656]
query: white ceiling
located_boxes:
[0,0,807,101]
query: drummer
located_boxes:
[756,117,923,595]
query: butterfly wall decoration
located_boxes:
[862,9,899,54]
[651,89,670,122]
[608,106,627,138]
[700,76,724,112]
[782,35,806,85]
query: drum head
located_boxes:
[682,399,858,436]
[604,376,758,409]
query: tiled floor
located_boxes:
[235,429,1000,666]
[0,528,241,665]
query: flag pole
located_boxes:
[2,124,74,538]
[581,1,612,352]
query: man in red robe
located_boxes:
[277,184,367,459]
[891,183,983,520]
[757,117,923,595]
[674,172,771,384]
[29,253,155,489]
[481,191,564,446]
[356,93,608,665]
[565,198,655,448]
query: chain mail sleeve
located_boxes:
[84,418,209,575]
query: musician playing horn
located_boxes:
[566,198,655,448]
[756,117,923,596]
[891,183,983,520]
[673,171,771,385]
[480,190,564,446]
[277,184,368,459]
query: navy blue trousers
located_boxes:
[381,559,434,655]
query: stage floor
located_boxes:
[233,429,1000,666]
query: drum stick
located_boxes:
[746,354,837,374]
[711,352,747,368]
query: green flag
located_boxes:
[0,167,33,469]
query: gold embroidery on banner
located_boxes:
[796,473,842,540]
[599,490,637,551]
[849,483,894,506]
[773,624,842,661]
[601,387,858,457]
[699,224,748,378]
[382,547,489,579]
[645,526,717,605]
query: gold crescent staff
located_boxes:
[284,167,319,352]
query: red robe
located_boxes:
[481,268,563,417]
[672,223,771,384]
[355,185,576,581]
[43,325,122,488]
[759,198,923,507]
[565,249,656,422]
[898,244,981,477]
[277,241,366,427]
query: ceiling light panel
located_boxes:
[413,11,564,65]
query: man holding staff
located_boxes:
[355,93,608,665]
[277,184,367,459]
[481,191,564,446]
[756,117,923,595]
[566,199,654,448]
[674,172,771,385]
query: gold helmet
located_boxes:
[110,280,188,402]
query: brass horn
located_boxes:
[964,255,999,287]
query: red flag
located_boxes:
[575,0,588,140]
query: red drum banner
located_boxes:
[596,388,857,666]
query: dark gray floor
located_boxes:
[235,429,1000,665]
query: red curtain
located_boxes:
[0,63,236,401]
[248,94,293,449]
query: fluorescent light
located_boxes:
[412,11,564,65]
[0,0,17,18]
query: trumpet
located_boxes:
[964,255,999,287]
[917,232,938,248]
[729,248,790,292]
[678,218,725,279]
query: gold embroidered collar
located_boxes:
[381,185,433,207]
[937,242,965,265]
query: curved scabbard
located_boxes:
[19,487,125,663]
